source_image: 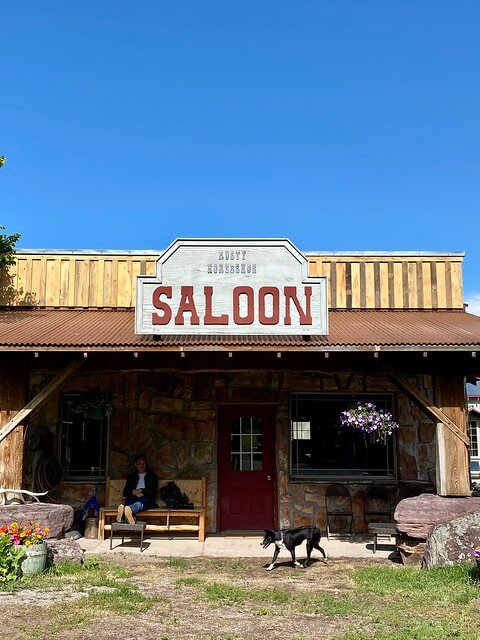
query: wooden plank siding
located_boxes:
[3,253,464,309]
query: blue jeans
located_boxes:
[124,496,154,515]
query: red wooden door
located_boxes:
[217,405,276,531]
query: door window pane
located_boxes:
[230,416,263,471]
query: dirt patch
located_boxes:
[0,555,393,640]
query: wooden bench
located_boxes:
[98,477,206,542]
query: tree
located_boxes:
[0,156,21,268]
[0,227,20,269]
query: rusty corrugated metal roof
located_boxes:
[1,308,480,351]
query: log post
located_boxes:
[0,356,29,488]
[435,374,470,496]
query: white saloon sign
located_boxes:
[135,239,328,335]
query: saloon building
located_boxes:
[1,238,480,535]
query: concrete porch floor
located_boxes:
[80,532,396,559]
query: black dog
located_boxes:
[261,526,327,570]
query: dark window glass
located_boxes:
[60,394,108,479]
[290,394,395,478]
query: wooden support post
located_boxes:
[0,357,28,488]
[435,375,470,496]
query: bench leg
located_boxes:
[373,534,377,554]
[198,512,205,542]
[99,513,105,540]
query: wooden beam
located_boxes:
[382,365,469,446]
[0,356,85,444]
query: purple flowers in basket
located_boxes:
[339,402,400,443]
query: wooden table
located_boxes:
[368,522,398,553]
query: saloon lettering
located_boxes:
[152,285,313,326]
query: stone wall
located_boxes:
[28,367,436,533]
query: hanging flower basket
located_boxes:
[72,391,115,419]
[339,402,399,444]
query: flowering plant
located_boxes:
[471,546,480,558]
[339,402,400,442]
[0,521,50,546]
[73,391,115,418]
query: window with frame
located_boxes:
[290,393,396,479]
[469,417,480,479]
[59,393,108,479]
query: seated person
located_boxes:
[117,453,158,525]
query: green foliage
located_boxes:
[0,226,20,269]
[0,156,6,168]
[0,534,25,585]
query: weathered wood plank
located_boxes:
[450,262,463,309]
[422,262,432,309]
[351,262,361,308]
[336,262,346,308]
[365,262,375,308]
[436,262,447,308]
[59,260,70,306]
[45,258,60,306]
[117,260,131,307]
[380,262,389,308]
[408,262,418,308]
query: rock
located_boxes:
[0,504,74,539]
[46,539,84,566]
[394,494,480,539]
[423,511,480,568]
[398,537,426,566]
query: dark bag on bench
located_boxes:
[159,481,194,509]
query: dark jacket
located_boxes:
[122,468,158,504]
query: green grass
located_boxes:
[175,576,204,586]
[328,564,480,640]
[353,564,478,604]
[203,582,290,605]
[197,564,479,639]
[6,557,159,636]
[167,556,188,569]
[337,622,480,640]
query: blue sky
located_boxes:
[1,2,479,310]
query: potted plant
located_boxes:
[339,401,400,444]
[73,391,115,419]
[0,521,50,577]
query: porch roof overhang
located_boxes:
[1,307,480,353]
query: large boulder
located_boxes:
[394,494,480,567]
[0,503,74,539]
[394,494,480,539]
[423,511,480,568]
